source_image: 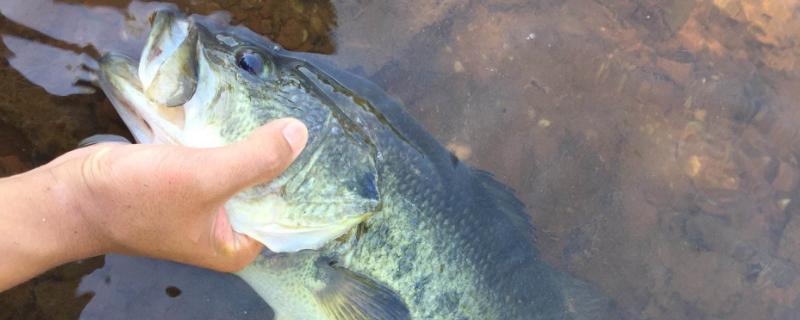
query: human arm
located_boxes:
[0,118,307,291]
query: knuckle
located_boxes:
[218,262,244,273]
[228,254,254,272]
[80,146,116,196]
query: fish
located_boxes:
[97,10,615,320]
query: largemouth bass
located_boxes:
[97,10,613,320]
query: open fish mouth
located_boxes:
[97,10,198,145]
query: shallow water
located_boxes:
[2,0,800,318]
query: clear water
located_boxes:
[2,0,800,319]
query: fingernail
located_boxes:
[282,119,308,155]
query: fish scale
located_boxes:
[97,9,617,320]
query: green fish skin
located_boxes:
[97,10,615,320]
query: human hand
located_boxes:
[0,118,307,290]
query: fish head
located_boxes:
[98,10,381,252]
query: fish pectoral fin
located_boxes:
[314,258,410,320]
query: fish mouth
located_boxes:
[98,10,198,145]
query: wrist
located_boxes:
[43,160,110,260]
[5,165,105,267]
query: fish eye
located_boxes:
[235,49,268,77]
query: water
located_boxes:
[2,0,800,318]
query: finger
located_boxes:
[206,207,264,272]
[190,118,308,197]
[117,206,263,273]
[184,234,262,273]
[210,234,262,272]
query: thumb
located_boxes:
[193,118,308,197]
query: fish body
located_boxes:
[98,10,611,320]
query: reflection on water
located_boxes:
[2,0,800,318]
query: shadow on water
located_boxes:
[3,0,800,319]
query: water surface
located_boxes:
[2,0,800,319]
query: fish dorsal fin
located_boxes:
[313,258,410,320]
[470,168,533,237]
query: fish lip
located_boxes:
[139,10,187,90]
[98,10,203,145]
[97,53,154,144]
[139,10,199,108]
[98,50,188,145]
